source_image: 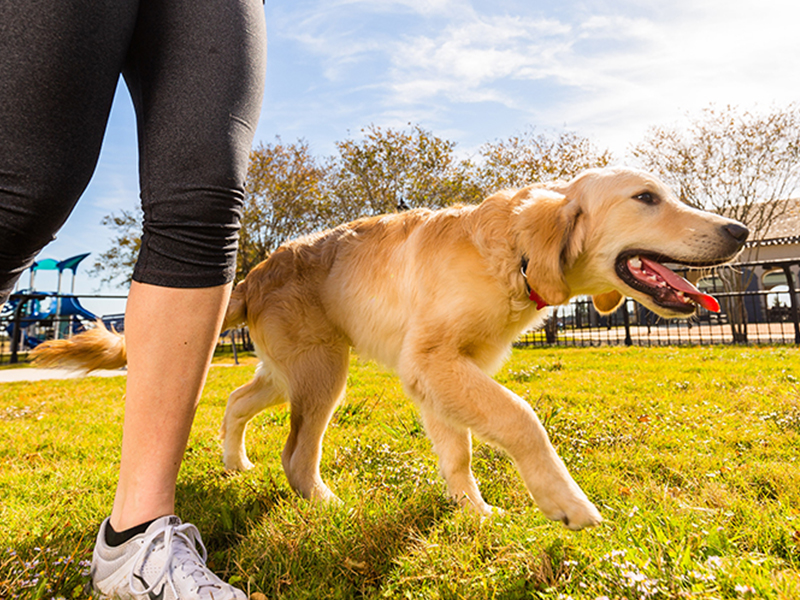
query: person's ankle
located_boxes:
[104,518,157,547]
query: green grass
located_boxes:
[1,346,799,599]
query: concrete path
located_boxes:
[0,362,243,383]
[0,367,127,383]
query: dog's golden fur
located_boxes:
[32,167,748,529]
[31,321,127,372]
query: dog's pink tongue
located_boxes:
[639,257,720,313]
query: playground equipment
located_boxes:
[27,252,90,294]
[1,253,100,357]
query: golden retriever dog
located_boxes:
[33,167,749,530]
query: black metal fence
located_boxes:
[517,258,800,347]
[0,292,127,364]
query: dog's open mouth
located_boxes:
[616,253,720,314]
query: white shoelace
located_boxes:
[128,521,222,598]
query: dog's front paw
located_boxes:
[560,498,602,530]
[538,493,602,530]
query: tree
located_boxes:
[476,129,613,193]
[631,104,800,242]
[326,124,483,222]
[631,103,800,341]
[89,208,142,288]
[237,139,331,280]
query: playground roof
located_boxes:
[32,253,90,274]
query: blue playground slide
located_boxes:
[2,291,99,348]
[2,253,100,349]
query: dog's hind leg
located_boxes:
[221,367,286,471]
[281,344,349,503]
[418,407,494,515]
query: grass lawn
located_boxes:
[1,345,799,599]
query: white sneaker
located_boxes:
[91,515,247,600]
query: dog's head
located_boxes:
[514,167,749,318]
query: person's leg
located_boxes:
[89,1,265,595]
[106,0,265,531]
[110,281,232,531]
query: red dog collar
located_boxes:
[528,288,548,310]
[520,257,548,309]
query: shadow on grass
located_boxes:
[175,469,455,598]
[241,491,456,598]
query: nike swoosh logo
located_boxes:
[133,573,166,600]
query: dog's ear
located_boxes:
[592,290,624,314]
[517,190,586,306]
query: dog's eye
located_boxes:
[634,192,658,205]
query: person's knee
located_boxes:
[133,189,243,288]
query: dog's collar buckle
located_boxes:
[520,257,548,310]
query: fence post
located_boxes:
[230,329,239,365]
[622,300,632,346]
[10,297,26,364]
[782,264,800,344]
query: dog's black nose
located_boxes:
[724,222,749,245]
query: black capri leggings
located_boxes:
[0,0,266,304]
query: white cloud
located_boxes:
[332,0,460,16]
[384,14,575,106]
[551,0,800,151]
[267,0,800,154]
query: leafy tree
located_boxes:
[327,124,483,222]
[88,208,142,288]
[631,104,800,242]
[476,129,613,193]
[237,138,330,280]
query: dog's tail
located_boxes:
[32,280,250,374]
[30,320,127,373]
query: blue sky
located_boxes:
[26,0,800,315]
